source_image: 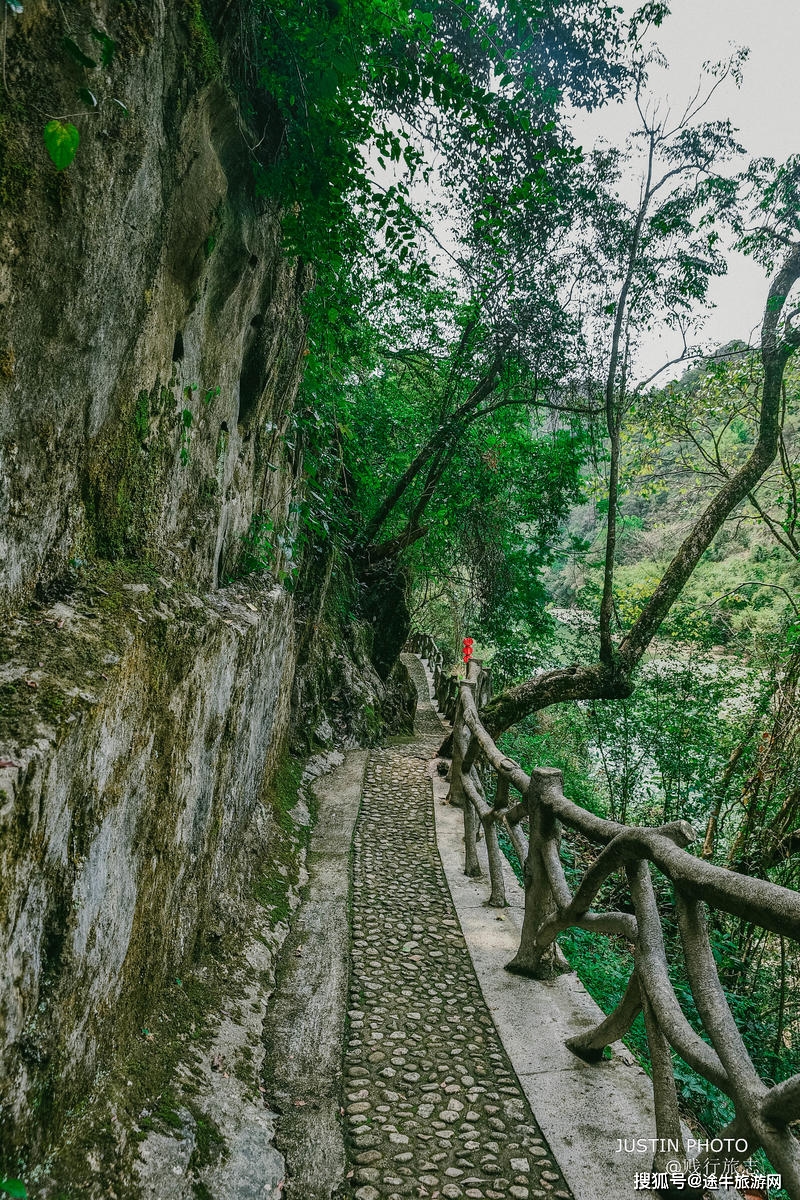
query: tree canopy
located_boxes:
[253,0,800,757]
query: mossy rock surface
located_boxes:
[0,566,298,1175]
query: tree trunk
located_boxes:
[483,244,800,738]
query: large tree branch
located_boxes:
[364,523,429,564]
[358,354,504,547]
[483,243,800,739]
[619,242,800,669]
[483,661,634,738]
[745,491,800,558]
[408,442,454,530]
[600,129,655,663]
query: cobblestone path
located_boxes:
[344,656,572,1200]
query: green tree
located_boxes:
[251,0,637,649]
[482,81,800,733]
[254,0,628,268]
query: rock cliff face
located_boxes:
[0,0,307,609]
[1,574,298,1162]
[0,0,412,1177]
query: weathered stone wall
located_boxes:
[0,0,413,1174]
[0,0,314,1161]
[1,573,296,1162]
[0,0,305,613]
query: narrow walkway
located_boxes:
[343,656,572,1200]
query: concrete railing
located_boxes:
[407,637,800,1198]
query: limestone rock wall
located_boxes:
[0,0,410,1172]
[1,574,295,1162]
[0,0,305,614]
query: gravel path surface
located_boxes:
[343,655,572,1200]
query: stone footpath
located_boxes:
[342,655,572,1200]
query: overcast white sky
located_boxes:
[570,0,800,380]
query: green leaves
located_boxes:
[0,1181,28,1199]
[91,26,116,68]
[257,0,626,293]
[44,25,119,171]
[237,514,276,576]
[42,120,80,170]
[62,35,97,68]
[61,29,115,68]
[627,1,670,41]
[41,22,118,171]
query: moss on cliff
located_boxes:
[253,756,317,924]
[0,561,183,752]
[28,744,313,1199]
[0,107,34,210]
[183,0,221,81]
[82,387,176,562]
[0,566,299,1172]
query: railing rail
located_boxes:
[406,635,800,1198]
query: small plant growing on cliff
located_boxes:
[134,390,149,440]
[42,119,80,170]
[0,1179,27,1199]
[179,408,193,465]
[237,514,275,575]
[40,27,126,170]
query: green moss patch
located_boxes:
[183,0,221,81]
[82,387,172,562]
[253,756,316,925]
[0,561,180,752]
[24,746,316,1197]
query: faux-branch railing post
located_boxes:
[407,633,800,1197]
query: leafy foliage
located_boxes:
[254,0,626,270]
[0,1181,27,1200]
[42,120,79,171]
[38,22,123,170]
[237,514,276,575]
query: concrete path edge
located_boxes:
[262,748,369,1200]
